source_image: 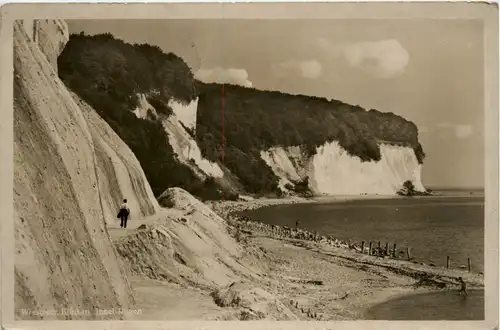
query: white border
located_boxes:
[0,1,498,330]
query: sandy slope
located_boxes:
[107,188,303,320]
[111,189,266,288]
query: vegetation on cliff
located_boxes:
[196,82,425,193]
[58,32,425,198]
[58,32,220,199]
[397,180,432,197]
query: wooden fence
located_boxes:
[359,240,473,271]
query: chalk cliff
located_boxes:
[196,82,427,196]
[20,19,69,73]
[13,20,158,319]
[261,141,426,195]
[14,19,284,321]
[132,93,223,180]
[57,30,427,200]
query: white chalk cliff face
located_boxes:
[260,146,309,191]
[13,20,159,318]
[261,141,426,195]
[133,89,425,196]
[20,19,69,73]
[13,19,290,321]
[73,93,161,224]
[168,97,198,133]
[132,93,224,179]
[132,93,158,119]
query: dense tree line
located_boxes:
[195,82,425,193]
[58,33,227,200]
[58,32,425,198]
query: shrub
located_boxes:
[58,33,202,198]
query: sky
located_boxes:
[68,19,485,189]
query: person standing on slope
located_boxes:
[117,199,131,229]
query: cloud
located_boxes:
[194,67,253,87]
[455,124,474,139]
[436,122,474,139]
[317,38,410,79]
[272,59,323,80]
[418,126,430,134]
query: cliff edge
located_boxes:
[13,20,158,319]
[13,19,286,321]
[58,33,427,199]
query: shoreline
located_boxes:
[209,194,484,318]
[106,192,484,321]
[224,217,483,319]
[212,193,484,278]
[210,191,484,217]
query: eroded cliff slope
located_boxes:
[13,20,158,319]
[14,19,286,321]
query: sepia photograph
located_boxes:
[1,1,498,328]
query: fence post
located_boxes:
[392,243,397,258]
[446,256,450,269]
[468,258,471,272]
[369,242,373,255]
[406,247,411,260]
[385,242,389,256]
[361,241,365,254]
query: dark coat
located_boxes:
[117,208,130,218]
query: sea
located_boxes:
[240,189,485,272]
[239,188,485,320]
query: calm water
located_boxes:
[364,289,484,320]
[241,194,485,272]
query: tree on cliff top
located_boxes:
[58,32,426,197]
[58,33,230,200]
[195,82,426,193]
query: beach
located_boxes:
[206,194,485,320]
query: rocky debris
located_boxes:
[412,273,448,289]
[228,215,350,249]
[288,298,323,320]
[211,281,298,321]
[210,197,314,220]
